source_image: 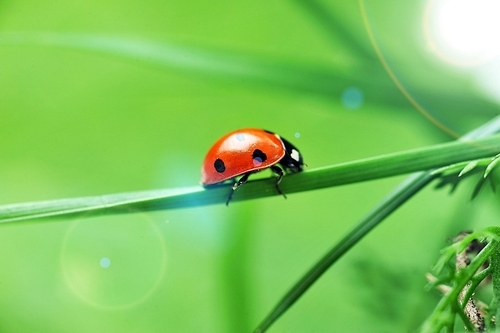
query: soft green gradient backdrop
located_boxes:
[1,1,498,332]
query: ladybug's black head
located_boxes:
[278,136,304,173]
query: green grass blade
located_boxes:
[0,32,371,97]
[0,32,496,117]
[1,131,500,224]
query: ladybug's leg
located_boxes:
[270,165,286,199]
[226,172,252,206]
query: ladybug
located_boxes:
[201,128,304,205]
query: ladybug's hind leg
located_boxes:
[226,172,252,206]
[270,165,286,199]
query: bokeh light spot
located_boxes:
[253,157,263,166]
[341,87,364,109]
[100,257,111,269]
[61,214,167,310]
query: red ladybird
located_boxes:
[201,128,304,205]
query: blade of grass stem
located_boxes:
[2,131,500,224]
[0,32,495,116]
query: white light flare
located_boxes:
[424,0,500,67]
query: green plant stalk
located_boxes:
[461,266,492,310]
[444,307,455,333]
[453,299,476,332]
[490,232,500,331]
[487,296,498,331]
[1,133,500,224]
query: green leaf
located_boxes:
[431,160,475,176]
[459,160,480,177]
[484,154,500,178]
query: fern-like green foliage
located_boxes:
[422,228,500,333]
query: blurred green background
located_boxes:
[1,0,500,332]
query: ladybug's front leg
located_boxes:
[270,165,286,199]
[226,172,252,205]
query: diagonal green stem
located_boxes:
[254,116,500,332]
[254,171,433,333]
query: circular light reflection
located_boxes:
[424,0,500,67]
[99,257,111,269]
[61,213,167,310]
[341,87,364,110]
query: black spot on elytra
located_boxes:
[252,149,267,164]
[214,158,226,173]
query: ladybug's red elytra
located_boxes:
[201,128,304,205]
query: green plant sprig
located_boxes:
[421,227,500,333]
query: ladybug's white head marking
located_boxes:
[290,149,300,162]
